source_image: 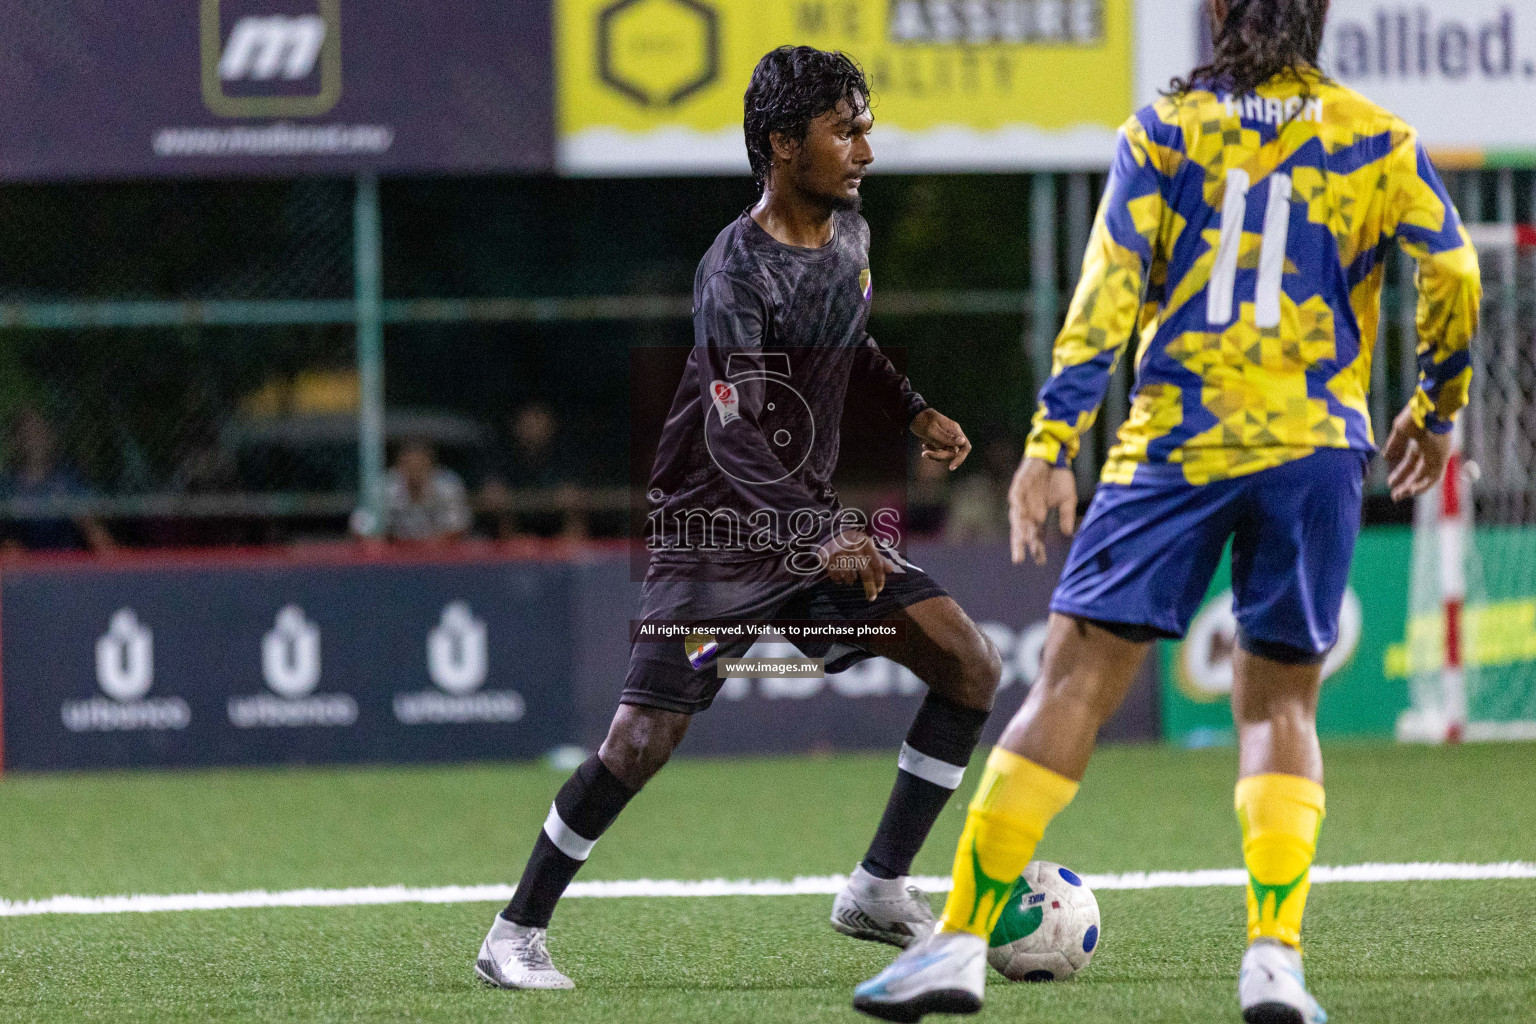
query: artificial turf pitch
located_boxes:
[1,742,1533,1023]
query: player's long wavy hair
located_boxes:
[1169,0,1332,98]
[744,46,870,192]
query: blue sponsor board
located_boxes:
[1,554,575,770]
[0,542,1157,771]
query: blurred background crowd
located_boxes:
[0,175,1082,553]
[4,0,1530,557]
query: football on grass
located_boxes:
[986,860,1101,981]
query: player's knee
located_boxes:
[599,707,687,789]
[1234,687,1316,731]
[971,632,1004,704]
[1025,616,1147,726]
[934,627,1002,710]
[599,731,675,790]
[1231,643,1323,728]
[1029,662,1120,727]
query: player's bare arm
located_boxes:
[1008,456,1078,566]
[1382,404,1454,503]
[818,527,899,602]
[823,407,971,599]
[911,407,971,470]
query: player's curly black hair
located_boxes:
[744,46,870,192]
[1169,0,1332,99]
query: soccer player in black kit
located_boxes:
[476,46,1003,990]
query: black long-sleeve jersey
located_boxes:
[645,209,927,571]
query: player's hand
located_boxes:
[911,408,972,471]
[1009,456,1078,566]
[1382,405,1453,502]
[819,528,900,602]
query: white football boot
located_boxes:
[852,929,986,1022]
[1239,938,1327,1024]
[474,915,575,990]
[831,864,939,948]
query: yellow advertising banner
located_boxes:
[557,0,1134,173]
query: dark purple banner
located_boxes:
[0,0,553,180]
[0,542,1157,772]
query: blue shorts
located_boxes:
[1052,449,1368,661]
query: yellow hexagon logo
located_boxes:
[598,0,719,107]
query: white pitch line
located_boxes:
[2,861,1533,919]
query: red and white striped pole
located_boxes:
[1464,223,1536,249]
[1439,421,1469,743]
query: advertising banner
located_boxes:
[556,0,1136,173]
[1159,527,1414,745]
[1135,0,1536,166]
[0,540,1159,772]
[1,556,576,770]
[0,0,553,180]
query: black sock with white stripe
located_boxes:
[502,755,636,928]
[861,693,990,880]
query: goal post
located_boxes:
[1398,222,1536,743]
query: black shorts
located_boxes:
[622,555,948,715]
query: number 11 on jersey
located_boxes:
[1207,168,1293,330]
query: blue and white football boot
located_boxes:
[853,928,986,1022]
[1239,938,1327,1024]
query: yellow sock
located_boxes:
[1236,773,1325,950]
[937,748,1079,938]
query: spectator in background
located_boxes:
[479,401,589,539]
[371,440,471,543]
[0,408,115,553]
[170,441,239,495]
[943,436,1020,544]
[907,445,952,537]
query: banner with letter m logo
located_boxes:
[201,0,342,117]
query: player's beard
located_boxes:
[828,191,862,213]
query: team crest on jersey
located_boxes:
[859,268,873,302]
[710,380,740,426]
[684,632,719,669]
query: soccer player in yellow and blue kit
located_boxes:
[854,1,1482,1021]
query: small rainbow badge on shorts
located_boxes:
[859,268,872,302]
[684,632,719,669]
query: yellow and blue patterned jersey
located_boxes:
[1026,71,1482,486]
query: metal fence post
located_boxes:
[1369,283,1388,486]
[354,172,386,535]
[1494,168,1521,489]
[1460,171,1487,480]
[1029,172,1058,416]
[1397,242,1419,414]
[1063,172,1101,492]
